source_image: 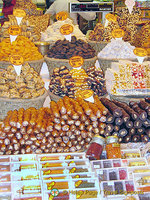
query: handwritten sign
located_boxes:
[13,9,26,18]
[133,48,147,57]
[56,11,68,21]
[60,24,73,35]
[8,25,21,36]
[69,56,84,68]
[112,28,124,38]
[10,55,24,66]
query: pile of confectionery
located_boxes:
[14,0,43,16]
[0,36,43,61]
[100,97,150,143]
[98,39,137,59]
[0,64,45,99]
[41,18,86,42]
[47,36,95,59]
[49,65,106,97]
[0,96,108,154]
[106,61,150,95]
[0,96,149,155]
[1,15,39,41]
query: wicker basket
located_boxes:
[44,56,97,76]
[48,91,62,102]
[0,58,44,74]
[0,91,48,120]
[98,57,137,74]
[110,94,149,104]
[88,40,108,55]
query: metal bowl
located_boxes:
[34,41,50,56]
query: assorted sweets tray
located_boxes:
[0,152,101,200]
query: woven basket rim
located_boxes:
[98,57,137,62]
[44,55,97,62]
[0,90,48,103]
[0,58,44,65]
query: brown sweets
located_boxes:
[47,36,95,59]
[89,23,104,41]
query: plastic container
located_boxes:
[106,136,121,159]
[86,135,105,160]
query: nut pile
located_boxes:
[115,7,141,42]
[89,23,104,41]
[86,66,106,97]
[0,36,43,61]
[26,14,50,40]
[0,63,45,99]
[1,15,39,41]
[0,96,108,155]
[14,0,43,16]
[47,36,95,59]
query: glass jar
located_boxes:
[86,135,105,160]
[106,136,121,159]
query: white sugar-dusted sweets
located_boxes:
[98,39,137,59]
[41,18,86,42]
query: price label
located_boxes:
[74,174,80,178]
[75,180,83,188]
[9,55,24,66]
[76,191,84,199]
[56,11,68,21]
[65,155,71,160]
[112,28,125,38]
[105,13,117,22]
[8,25,21,36]
[13,9,26,18]
[76,89,94,99]
[133,48,147,57]
[60,24,73,35]
[69,167,76,173]
[47,181,55,190]
[68,161,75,166]
[69,56,84,68]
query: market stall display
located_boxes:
[105,60,150,96]
[41,18,86,43]
[0,36,44,73]
[49,65,106,99]
[98,38,137,72]
[45,36,96,73]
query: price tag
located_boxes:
[8,25,21,36]
[8,25,21,43]
[75,90,94,103]
[134,48,147,64]
[60,24,73,41]
[65,155,71,160]
[13,9,26,18]
[133,48,147,57]
[106,13,117,22]
[9,55,24,76]
[56,11,68,21]
[68,161,75,166]
[125,0,135,14]
[47,181,55,190]
[69,56,84,69]
[112,28,124,39]
[75,180,83,188]
[74,174,80,178]
[69,167,76,173]
[76,191,84,199]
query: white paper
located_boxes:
[95,60,101,69]
[116,37,123,41]
[64,34,71,42]
[85,95,94,103]
[16,16,23,25]
[10,35,18,43]
[136,56,145,64]
[125,0,135,14]
[104,19,109,28]
[13,64,22,76]
[72,66,82,70]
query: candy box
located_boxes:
[11,171,41,181]
[121,158,148,167]
[0,194,11,200]
[121,149,141,159]
[11,155,36,162]
[133,172,150,188]
[11,162,38,172]
[0,156,10,163]
[128,166,150,179]
[0,173,11,182]
[0,183,11,193]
